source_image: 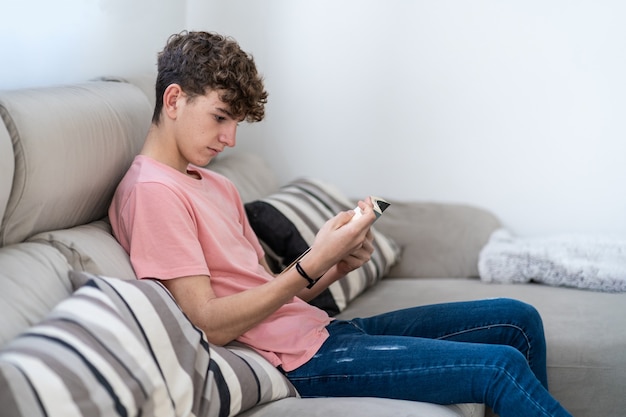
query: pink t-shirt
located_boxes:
[109,155,330,371]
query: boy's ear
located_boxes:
[163,84,184,120]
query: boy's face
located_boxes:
[173,89,239,169]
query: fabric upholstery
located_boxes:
[245,178,400,315]
[208,153,280,203]
[0,121,13,227]
[96,73,157,109]
[374,201,501,278]
[239,397,484,417]
[0,243,73,346]
[0,81,151,246]
[29,219,136,280]
[0,272,298,417]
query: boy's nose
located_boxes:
[221,125,237,147]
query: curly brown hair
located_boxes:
[152,31,268,124]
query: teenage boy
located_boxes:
[109,31,571,417]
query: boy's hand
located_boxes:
[335,229,374,276]
[308,197,376,273]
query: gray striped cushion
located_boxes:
[0,272,297,417]
[245,178,400,314]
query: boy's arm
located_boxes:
[294,229,374,302]
[161,203,376,346]
[258,238,375,302]
[160,266,314,346]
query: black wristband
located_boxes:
[295,261,322,289]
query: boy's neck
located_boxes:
[140,124,189,175]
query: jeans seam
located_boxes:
[346,319,366,333]
[436,324,532,362]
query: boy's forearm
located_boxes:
[295,265,343,302]
[172,269,320,346]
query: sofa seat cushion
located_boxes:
[0,242,73,346]
[0,272,298,417]
[337,277,626,417]
[238,397,484,417]
[245,178,400,315]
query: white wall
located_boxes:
[0,0,186,89]
[191,0,626,237]
[2,1,625,237]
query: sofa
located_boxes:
[0,76,624,417]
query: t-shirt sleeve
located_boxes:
[119,182,210,280]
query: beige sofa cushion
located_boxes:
[376,202,501,278]
[239,397,483,417]
[0,81,151,246]
[0,122,13,227]
[0,243,73,345]
[208,152,280,203]
[29,219,136,280]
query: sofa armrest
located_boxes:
[374,201,501,278]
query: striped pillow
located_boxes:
[0,272,297,417]
[245,178,400,315]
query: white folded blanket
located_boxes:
[478,229,626,292]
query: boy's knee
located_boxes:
[490,344,532,382]
[497,298,544,332]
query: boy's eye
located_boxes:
[215,115,226,122]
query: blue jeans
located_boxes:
[284,298,572,417]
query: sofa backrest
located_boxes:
[0,120,13,229]
[209,152,280,203]
[0,81,151,246]
[0,80,152,346]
